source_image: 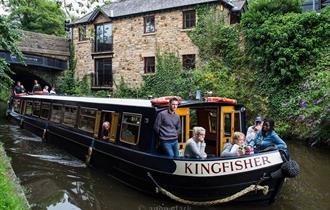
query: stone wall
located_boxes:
[73,3,230,88]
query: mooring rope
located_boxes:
[147,172,269,206]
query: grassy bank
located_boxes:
[0,144,29,210]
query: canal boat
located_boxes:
[7,95,298,205]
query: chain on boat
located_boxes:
[147,172,269,206]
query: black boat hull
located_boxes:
[8,110,285,204]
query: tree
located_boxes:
[7,0,66,36]
[56,0,109,22]
[0,16,22,99]
[58,43,77,95]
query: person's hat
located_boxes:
[255,116,263,122]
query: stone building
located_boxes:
[70,0,246,90]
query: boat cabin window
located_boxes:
[32,101,41,117]
[50,104,63,123]
[234,111,241,132]
[99,111,119,142]
[224,113,232,137]
[120,113,142,145]
[63,105,78,127]
[178,115,187,146]
[13,99,21,113]
[78,107,97,133]
[25,101,33,115]
[208,110,217,134]
[40,102,51,120]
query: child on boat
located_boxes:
[221,132,253,157]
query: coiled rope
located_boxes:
[147,172,269,206]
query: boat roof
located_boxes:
[18,95,154,107]
[16,95,242,108]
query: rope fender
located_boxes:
[147,172,269,206]
[86,140,95,165]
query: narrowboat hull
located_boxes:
[7,109,285,204]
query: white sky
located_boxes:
[0,0,107,18]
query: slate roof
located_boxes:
[73,0,246,25]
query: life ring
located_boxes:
[206,97,237,104]
[32,91,48,95]
[150,96,182,107]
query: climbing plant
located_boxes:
[0,16,22,101]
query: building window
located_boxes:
[144,16,155,33]
[144,57,155,73]
[95,23,113,52]
[79,25,87,41]
[94,58,112,87]
[182,54,196,70]
[183,10,196,29]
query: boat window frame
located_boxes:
[234,111,242,132]
[40,102,51,120]
[50,103,63,123]
[32,100,41,117]
[99,110,120,143]
[13,99,21,113]
[208,109,218,134]
[63,105,78,128]
[119,112,142,145]
[223,112,232,137]
[25,100,33,115]
[78,106,97,133]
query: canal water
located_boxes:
[0,103,329,210]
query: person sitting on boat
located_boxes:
[246,116,263,145]
[184,126,207,159]
[32,80,42,92]
[20,85,26,94]
[102,121,110,141]
[43,85,49,93]
[49,87,56,95]
[249,118,287,153]
[13,81,23,95]
[221,132,248,157]
[153,97,181,157]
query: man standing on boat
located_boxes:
[154,97,181,157]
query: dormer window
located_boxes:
[95,23,113,52]
[144,16,155,33]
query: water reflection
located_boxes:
[0,104,329,210]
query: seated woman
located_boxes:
[221,132,247,157]
[102,121,110,141]
[249,118,287,152]
[184,127,207,159]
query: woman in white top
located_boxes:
[184,127,207,159]
[221,132,246,157]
